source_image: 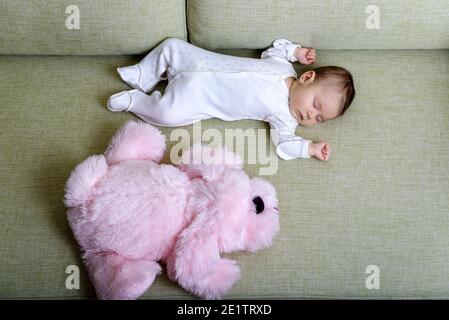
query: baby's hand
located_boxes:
[308,142,332,161]
[294,47,316,65]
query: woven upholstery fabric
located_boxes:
[187,0,449,50]
[0,50,448,298]
[0,0,186,55]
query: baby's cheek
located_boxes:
[303,120,318,127]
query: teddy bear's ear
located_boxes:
[104,120,166,165]
[177,143,242,181]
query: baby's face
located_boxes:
[288,71,343,127]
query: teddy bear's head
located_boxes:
[176,143,280,254]
[245,176,280,252]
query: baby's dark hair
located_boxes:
[312,66,355,116]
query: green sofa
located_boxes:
[1,0,448,299]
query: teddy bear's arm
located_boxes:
[167,215,241,299]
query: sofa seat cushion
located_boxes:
[0,49,448,298]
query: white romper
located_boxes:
[111,38,312,160]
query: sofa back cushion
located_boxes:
[0,0,187,55]
[187,0,449,50]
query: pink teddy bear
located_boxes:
[64,120,280,300]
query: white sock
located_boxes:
[107,90,136,112]
[117,65,144,91]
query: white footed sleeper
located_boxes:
[108,38,312,159]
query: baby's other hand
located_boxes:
[295,47,316,65]
[308,142,332,161]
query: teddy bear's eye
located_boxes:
[252,196,265,214]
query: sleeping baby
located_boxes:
[107,38,355,161]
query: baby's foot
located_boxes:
[107,90,136,112]
[117,65,145,91]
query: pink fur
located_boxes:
[64,120,280,300]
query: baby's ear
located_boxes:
[178,143,242,181]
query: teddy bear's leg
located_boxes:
[84,251,162,300]
[104,120,166,165]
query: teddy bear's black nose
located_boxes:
[252,196,265,214]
